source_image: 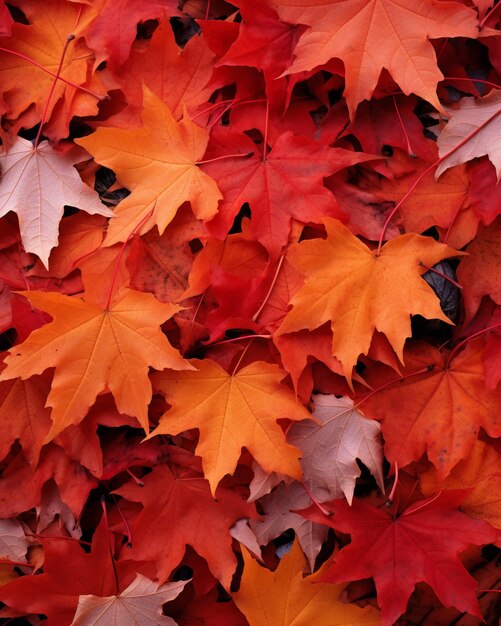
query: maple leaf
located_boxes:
[0,444,97,523]
[203,128,372,256]
[456,221,501,321]
[276,218,459,380]
[269,0,478,115]
[420,439,501,529]
[114,464,253,587]
[0,288,192,440]
[342,95,437,161]
[436,90,501,178]
[110,17,215,125]
[0,369,51,466]
[218,0,301,78]
[30,213,108,279]
[128,205,205,304]
[468,158,501,225]
[359,338,501,478]
[0,517,137,626]
[288,394,385,505]
[82,0,180,70]
[0,0,105,137]
[0,138,112,268]
[375,154,469,235]
[71,574,188,626]
[274,326,347,400]
[75,88,222,246]
[0,518,30,564]
[150,359,309,493]
[248,481,328,571]
[232,540,380,625]
[302,492,500,626]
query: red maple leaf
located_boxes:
[301,491,500,625]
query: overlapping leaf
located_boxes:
[150,359,309,492]
[288,394,384,504]
[233,540,380,625]
[277,218,459,380]
[302,492,500,626]
[0,287,191,440]
[269,0,477,115]
[0,138,112,267]
[76,88,222,245]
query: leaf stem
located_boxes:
[0,559,34,568]
[231,341,252,376]
[480,0,501,28]
[211,334,272,347]
[385,462,399,505]
[402,491,442,517]
[34,34,75,148]
[419,262,463,290]
[252,254,285,322]
[392,96,415,157]
[28,534,92,546]
[125,468,144,487]
[111,494,134,548]
[302,481,333,516]
[445,323,501,368]
[355,365,434,409]
[100,495,120,594]
[0,47,106,100]
[442,202,463,245]
[104,205,155,310]
[262,96,270,162]
[196,151,253,165]
[442,76,501,91]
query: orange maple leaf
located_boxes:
[232,540,380,626]
[150,359,310,493]
[375,152,469,235]
[0,288,192,441]
[420,439,501,530]
[276,218,460,380]
[360,339,501,478]
[0,0,104,137]
[270,0,478,115]
[75,87,222,246]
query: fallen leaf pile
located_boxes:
[0,1,501,624]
